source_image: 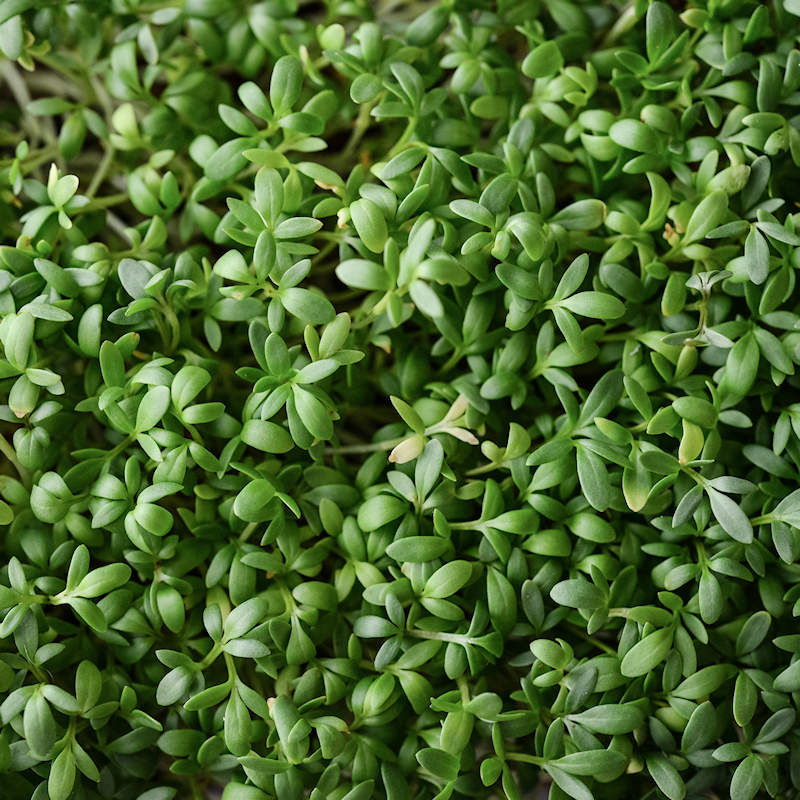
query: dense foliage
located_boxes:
[4,1,800,799]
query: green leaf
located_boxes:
[773,659,800,692]
[559,292,625,319]
[417,747,459,781]
[672,665,733,699]
[133,503,173,536]
[566,512,615,543]
[725,334,759,397]
[545,766,593,800]
[550,578,605,609]
[620,627,674,677]
[576,445,611,511]
[135,385,170,432]
[755,708,795,743]
[522,41,563,78]
[415,439,443,498]
[729,755,763,800]
[224,597,268,640]
[569,703,645,734]
[357,495,407,531]
[336,259,391,291]
[73,563,132,598]
[270,55,303,113]
[736,611,771,655]
[215,250,252,283]
[294,359,339,384]
[4,312,34,371]
[681,702,717,752]
[292,385,333,440]
[744,226,769,284]
[241,419,294,453]
[48,746,77,800]
[221,783,269,800]
[408,279,443,318]
[683,192,728,244]
[350,198,388,254]
[281,288,335,324]
[708,488,753,543]
[385,536,450,562]
[646,757,685,800]
[254,167,283,225]
[224,688,251,757]
[646,2,675,63]
[734,672,758,727]
[609,119,659,153]
[550,749,626,776]
[24,692,57,758]
[551,200,607,230]
[424,561,473,598]
[390,396,425,434]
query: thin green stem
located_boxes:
[448,520,480,530]
[86,146,117,198]
[506,752,544,765]
[3,62,48,149]
[343,97,380,159]
[408,628,475,645]
[464,461,502,476]
[77,192,128,212]
[457,676,470,706]
[600,0,638,48]
[0,433,31,486]
[324,436,404,455]
[386,118,418,159]
[440,349,463,373]
[564,622,616,655]
[238,522,259,543]
[352,292,391,329]
[224,652,238,682]
[198,642,223,671]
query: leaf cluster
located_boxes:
[3,2,800,800]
